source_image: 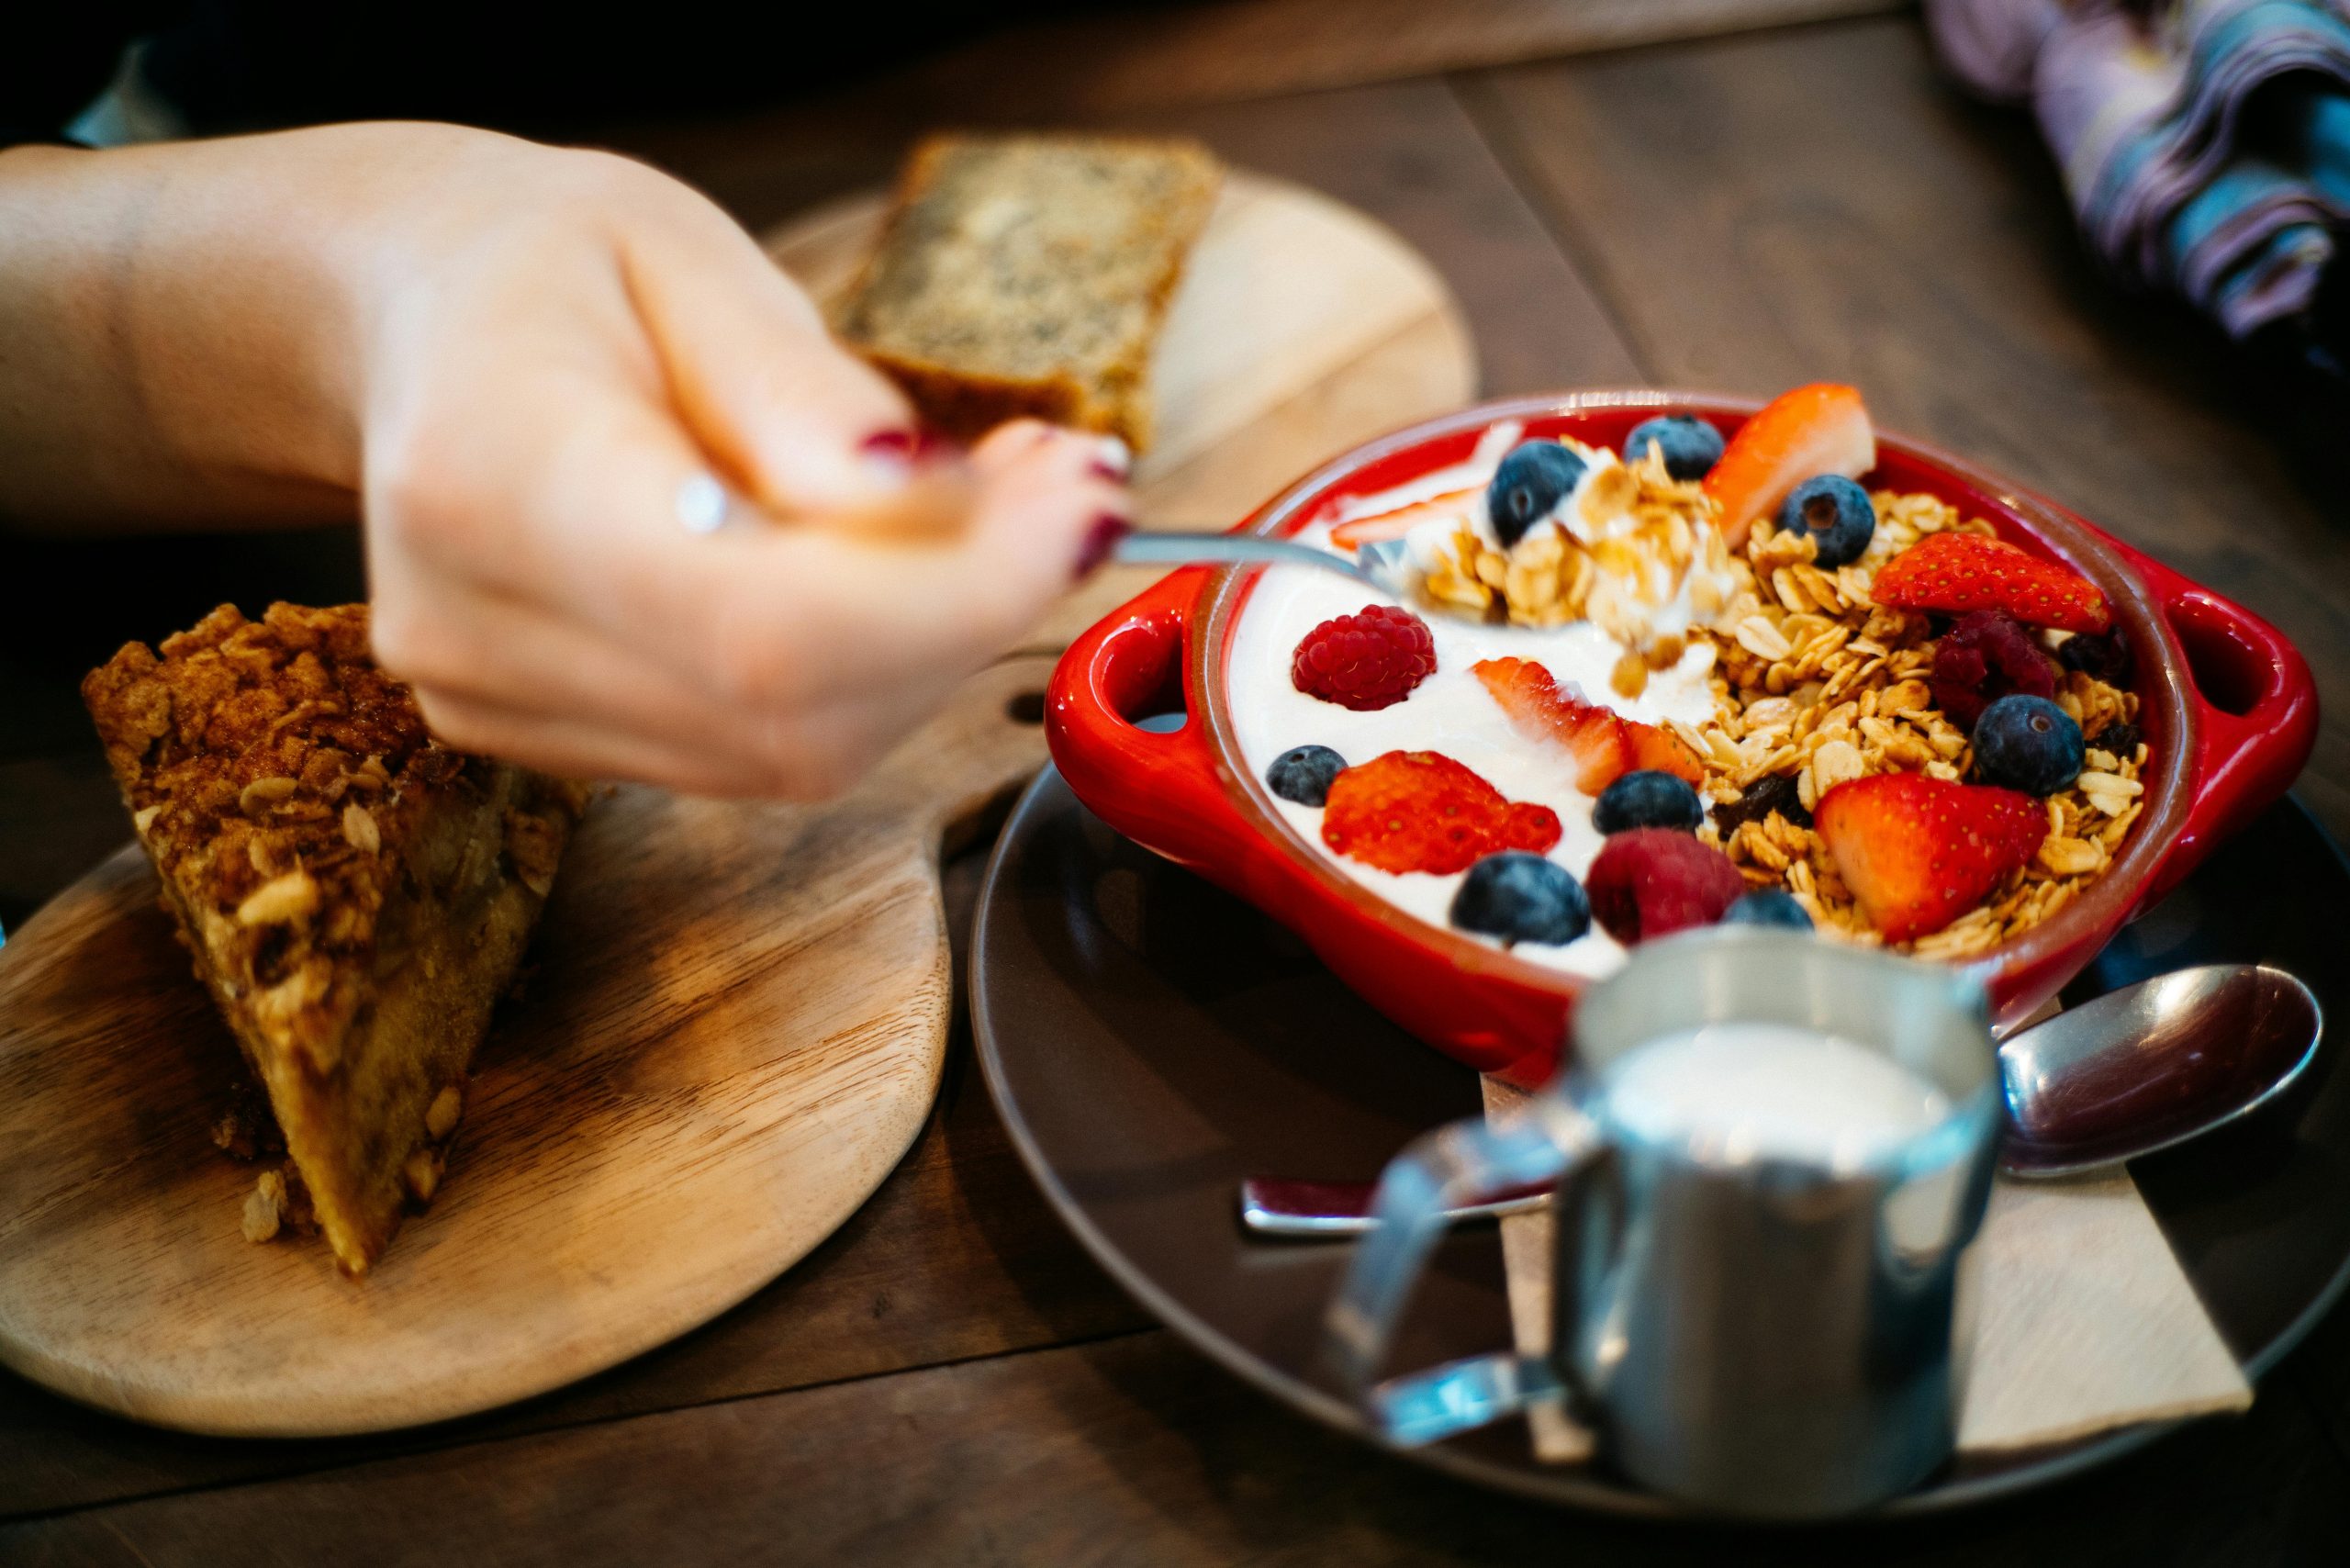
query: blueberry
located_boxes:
[1593,769,1705,834]
[1723,889,1815,930]
[1973,695,2084,796]
[1778,474,1876,567]
[1449,852,1592,947]
[1486,441,1587,550]
[1266,745,1347,806]
[1624,414,1726,481]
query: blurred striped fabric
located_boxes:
[1927,0,2350,353]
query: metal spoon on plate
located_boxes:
[1239,963,2323,1238]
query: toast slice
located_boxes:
[83,604,588,1275]
[834,132,1224,452]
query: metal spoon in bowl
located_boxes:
[1239,964,2322,1238]
[1112,532,1427,606]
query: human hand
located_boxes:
[0,124,1127,797]
[347,130,1126,795]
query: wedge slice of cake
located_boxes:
[834,132,1224,451]
[83,604,588,1275]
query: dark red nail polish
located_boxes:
[1089,459,1129,483]
[1074,513,1132,579]
[863,427,962,468]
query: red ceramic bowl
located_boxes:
[1046,392,2318,1088]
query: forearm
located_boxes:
[0,124,525,532]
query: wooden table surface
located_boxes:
[7,10,2350,1564]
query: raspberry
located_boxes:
[1292,605,1436,711]
[1930,610,2056,730]
[1584,829,1747,945]
[1322,750,1561,875]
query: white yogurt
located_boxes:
[1225,426,1721,978]
[1599,1022,1952,1170]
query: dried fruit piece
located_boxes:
[1292,605,1438,711]
[2058,629,2133,684]
[1322,750,1561,875]
[1584,829,1748,944]
[1814,774,2048,942]
[1872,532,2111,634]
[2088,719,2142,758]
[1708,771,1812,834]
[1472,656,1704,794]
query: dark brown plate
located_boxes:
[969,759,2350,1515]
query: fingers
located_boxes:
[619,196,916,517]
[410,688,779,796]
[374,566,969,797]
[369,567,757,760]
[672,420,1129,711]
[404,633,951,799]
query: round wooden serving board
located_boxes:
[0,171,1473,1438]
[0,659,1054,1438]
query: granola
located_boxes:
[1682,493,2143,958]
[1422,440,1737,665]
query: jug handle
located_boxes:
[1324,1098,1602,1446]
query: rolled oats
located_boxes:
[1695,490,2144,955]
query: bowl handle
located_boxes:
[2045,504,2318,908]
[1046,567,1259,877]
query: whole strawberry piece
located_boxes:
[1814,774,2048,942]
[1322,750,1561,875]
[1292,604,1437,711]
[1872,533,2110,634]
[1584,829,1748,945]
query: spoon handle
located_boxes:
[1111,531,1388,593]
[1238,1176,1550,1237]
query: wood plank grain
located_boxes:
[1459,16,2350,836]
[0,657,1072,1439]
[10,1329,2350,1567]
[626,80,1639,405]
[0,841,1150,1518]
[619,0,1911,134]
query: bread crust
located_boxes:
[835,132,1223,451]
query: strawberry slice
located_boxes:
[1870,532,2111,634]
[1703,384,1876,550]
[1328,488,1480,550]
[1321,750,1561,875]
[1814,774,2048,943]
[1472,656,1705,794]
